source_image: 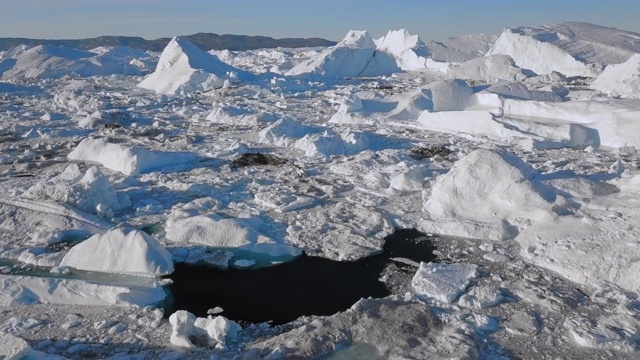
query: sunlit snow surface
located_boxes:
[1,22,640,359]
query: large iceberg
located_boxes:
[487,22,640,77]
[60,227,174,277]
[287,30,400,79]
[138,36,255,94]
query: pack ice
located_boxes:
[2,20,640,359]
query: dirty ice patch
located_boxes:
[420,149,566,240]
[412,262,479,303]
[138,36,255,95]
[68,137,198,176]
[165,213,301,260]
[60,227,174,277]
[286,30,399,79]
[286,201,393,261]
[0,275,166,307]
[591,53,640,99]
[169,310,241,349]
[22,164,130,216]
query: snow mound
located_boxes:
[0,275,166,306]
[487,22,640,77]
[389,79,473,119]
[169,310,241,349]
[591,53,640,98]
[138,37,255,94]
[22,164,129,216]
[165,213,301,258]
[421,149,563,240]
[448,54,532,83]
[287,30,400,79]
[286,201,393,261]
[0,332,31,360]
[68,137,198,176]
[412,262,479,303]
[0,44,145,79]
[60,227,174,277]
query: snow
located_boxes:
[138,37,255,94]
[60,227,174,277]
[487,22,640,77]
[591,54,640,98]
[412,262,479,303]
[68,137,198,176]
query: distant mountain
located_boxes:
[0,33,336,52]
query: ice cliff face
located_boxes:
[487,22,640,77]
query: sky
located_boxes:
[1,0,639,42]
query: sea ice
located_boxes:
[412,262,479,303]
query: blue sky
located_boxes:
[1,0,639,41]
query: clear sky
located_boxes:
[1,0,639,42]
